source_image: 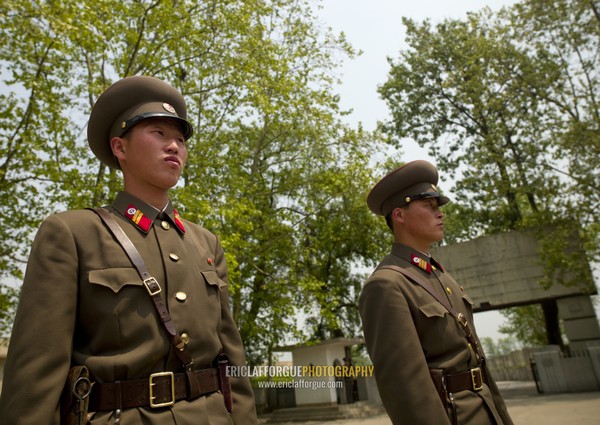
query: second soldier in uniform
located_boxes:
[359,160,513,425]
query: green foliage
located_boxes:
[379,0,599,348]
[0,0,388,362]
[0,285,19,337]
[349,344,372,366]
[480,335,522,357]
[499,305,548,347]
[379,10,562,235]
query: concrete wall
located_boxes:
[431,229,596,311]
[531,344,600,393]
[432,229,600,354]
[558,296,600,352]
[486,348,536,382]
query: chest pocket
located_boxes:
[419,301,449,319]
[88,268,142,293]
[198,270,227,326]
[200,270,227,290]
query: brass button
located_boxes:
[181,333,190,345]
[446,287,452,295]
[169,253,180,262]
[161,221,170,230]
[175,291,187,302]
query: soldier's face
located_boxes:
[112,118,188,192]
[394,198,444,250]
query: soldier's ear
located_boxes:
[109,137,128,171]
[110,136,127,159]
[391,207,406,224]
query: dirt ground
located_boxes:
[261,381,600,425]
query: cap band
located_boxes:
[119,112,193,139]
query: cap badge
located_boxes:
[411,254,432,273]
[162,102,176,114]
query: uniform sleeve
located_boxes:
[359,272,451,425]
[0,215,79,424]
[213,237,258,424]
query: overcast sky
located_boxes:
[316,0,521,341]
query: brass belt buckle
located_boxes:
[470,367,483,391]
[149,372,175,408]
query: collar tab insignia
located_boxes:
[124,204,152,232]
[173,209,186,234]
[411,254,432,274]
[430,257,445,272]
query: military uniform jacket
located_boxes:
[359,243,513,425]
[0,192,257,425]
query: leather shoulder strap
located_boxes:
[92,207,152,280]
[88,207,198,372]
[380,264,455,313]
[378,264,484,362]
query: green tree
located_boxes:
[0,0,388,358]
[481,335,522,357]
[378,1,598,349]
[511,0,600,222]
[501,0,600,347]
[498,305,548,347]
[0,285,18,337]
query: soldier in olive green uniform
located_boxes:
[0,76,257,424]
[359,161,513,425]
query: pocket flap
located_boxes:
[88,268,142,293]
[419,301,448,318]
[200,270,227,289]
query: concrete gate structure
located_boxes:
[431,228,599,351]
[431,228,600,393]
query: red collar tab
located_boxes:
[411,254,432,274]
[173,209,186,234]
[124,204,152,232]
[431,257,445,272]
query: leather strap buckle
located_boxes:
[149,372,175,408]
[470,367,483,391]
[456,312,468,327]
[143,277,161,296]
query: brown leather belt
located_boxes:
[445,367,484,393]
[88,367,220,411]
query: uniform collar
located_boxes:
[111,191,186,234]
[391,243,444,274]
